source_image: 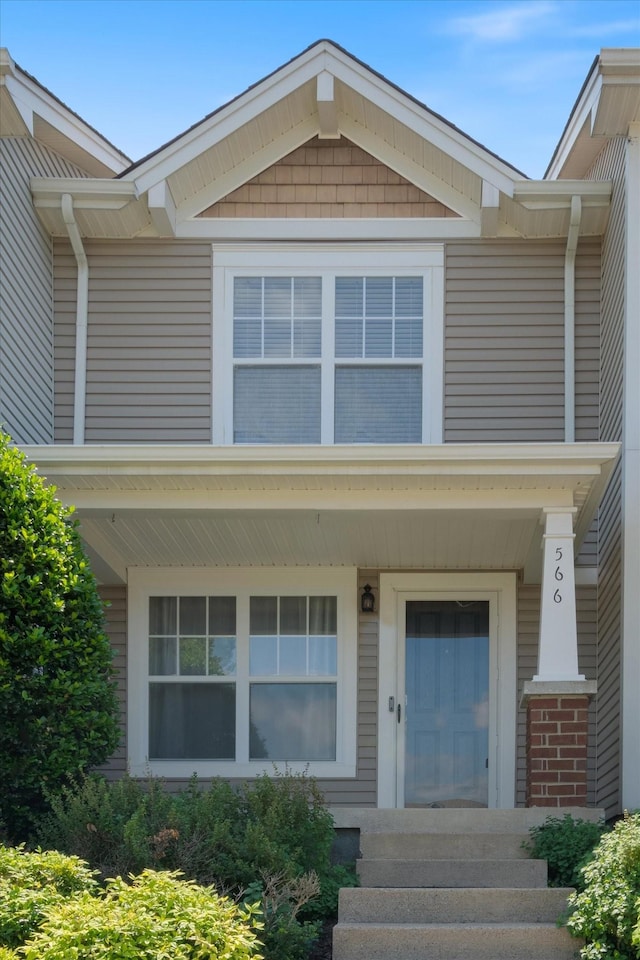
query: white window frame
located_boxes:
[128,566,358,779]
[212,244,444,445]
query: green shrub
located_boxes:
[0,845,98,948]
[567,811,640,959]
[524,814,606,889]
[0,433,120,841]
[18,869,263,960]
[34,771,357,958]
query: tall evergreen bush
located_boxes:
[0,432,120,840]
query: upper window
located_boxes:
[212,245,444,445]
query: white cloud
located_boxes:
[447,1,557,42]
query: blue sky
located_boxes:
[1,0,639,178]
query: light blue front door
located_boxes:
[404,600,490,807]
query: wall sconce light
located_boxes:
[361,583,375,613]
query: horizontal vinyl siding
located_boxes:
[516,583,597,807]
[575,239,602,565]
[589,138,626,816]
[95,585,127,779]
[445,241,565,441]
[54,241,213,442]
[0,139,86,443]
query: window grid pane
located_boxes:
[335,276,423,360]
[234,277,321,360]
[149,597,237,678]
[249,595,337,678]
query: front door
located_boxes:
[403,600,489,807]
[377,573,517,809]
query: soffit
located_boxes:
[547,49,640,180]
[166,80,317,207]
[25,443,618,584]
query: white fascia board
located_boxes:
[338,116,481,221]
[31,177,137,209]
[177,217,480,240]
[326,52,520,195]
[546,70,602,181]
[23,441,621,477]
[61,488,575,512]
[513,180,611,209]
[1,56,129,174]
[127,47,332,195]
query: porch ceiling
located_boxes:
[23,443,619,586]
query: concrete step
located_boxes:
[338,886,574,924]
[332,806,603,834]
[360,831,530,860]
[357,857,548,888]
[332,922,580,960]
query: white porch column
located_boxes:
[534,507,584,681]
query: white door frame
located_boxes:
[378,572,517,809]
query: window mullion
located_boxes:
[235,592,250,763]
[320,273,334,444]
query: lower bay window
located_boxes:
[128,567,358,778]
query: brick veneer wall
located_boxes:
[526,695,590,807]
[201,136,460,218]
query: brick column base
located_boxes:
[522,681,597,808]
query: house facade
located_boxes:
[1,42,638,817]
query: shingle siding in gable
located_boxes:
[0,138,87,444]
[201,137,460,218]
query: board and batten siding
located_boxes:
[53,240,213,442]
[516,583,597,808]
[0,138,87,443]
[587,137,626,817]
[444,238,600,444]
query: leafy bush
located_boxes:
[17,869,263,960]
[0,845,98,948]
[35,771,357,958]
[524,814,606,889]
[567,811,640,959]
[0,432,120,841]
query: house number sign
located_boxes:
[554,547,565,603]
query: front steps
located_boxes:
[332,808,597,960]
